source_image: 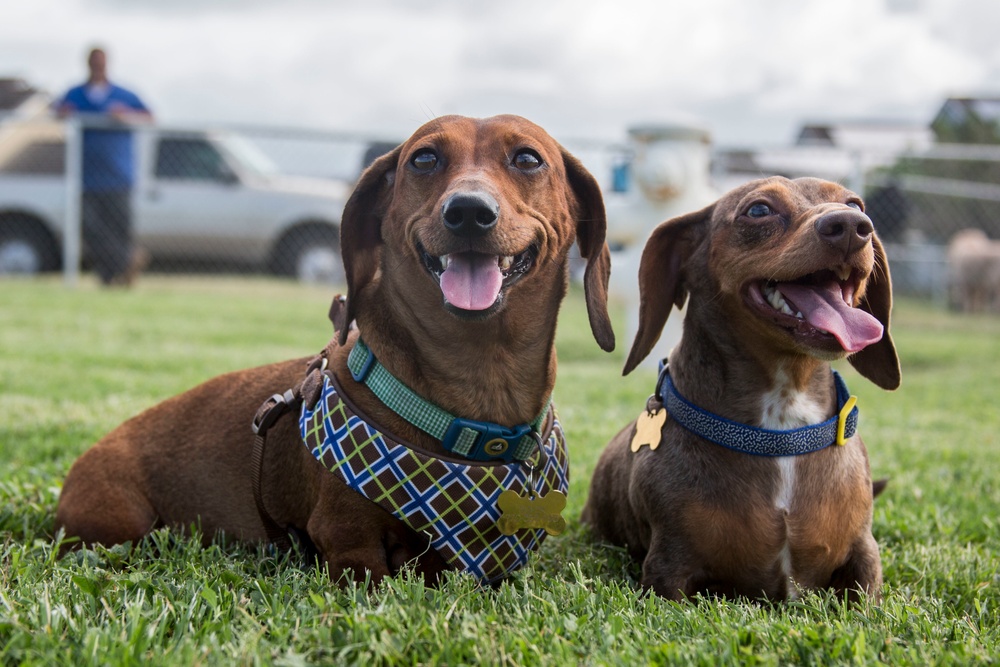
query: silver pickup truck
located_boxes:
[0,120,350,282]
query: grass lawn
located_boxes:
[1,275,998,665]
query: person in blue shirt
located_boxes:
[56,47,153,286]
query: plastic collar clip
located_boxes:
[442,418,532,463]
[350,343,376,383]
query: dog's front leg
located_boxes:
[305,479,450,587]
[828,532,883,603]
[305,484,397,585]
[640,534,702,601]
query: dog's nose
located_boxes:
[442,192,500,237]
[814,210,874,254]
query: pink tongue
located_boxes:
[439,253,503,310]
[776,280,884,353]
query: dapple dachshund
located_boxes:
[57,115,615,585]
[582,177,899,601]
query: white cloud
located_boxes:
[2,0,999,145]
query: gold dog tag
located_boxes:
[630,406,667,452]
[497,489,567,536]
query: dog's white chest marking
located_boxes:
[760,368,827,597]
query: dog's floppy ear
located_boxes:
[623,203,714,375]
[338,144,403,345]
[562,148,615,352]
[848,235,901,390]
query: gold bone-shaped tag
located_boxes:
[497,489,567,536]
[630,408,667,452]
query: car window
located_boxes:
[218,135,278,177]
[155,138,235,182]
[0,140,65,175]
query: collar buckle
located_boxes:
[655,358,670,401]
[349,340,376,383]
[836,395,859,445]
[442,418,532,463]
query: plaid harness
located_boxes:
[299,371,570,583]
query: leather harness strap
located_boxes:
[250,296,347,551]
[250,348,332,552]
[250,397,295,551]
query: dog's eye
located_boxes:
[512,149,543,171]
[747,203,772,218]
[847,200,863,211]
[410,149,438,172]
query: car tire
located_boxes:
[0,215,60,275]
[271,224,343,284]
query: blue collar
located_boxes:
[655,364,859,457]
[347,338,549,463]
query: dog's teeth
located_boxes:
[843,283,856,305]
[440,255,450,270]
[499,255,513,271]
[795,311,803,319]
[769,289,785,311]
[837,266,852,281]
[764,285,800,317]
[763,283,800,316]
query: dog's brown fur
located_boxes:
[582,177,899,602]
[56,115,614,584]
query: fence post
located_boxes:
[63,117,81,287]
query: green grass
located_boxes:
[1,276,998,666]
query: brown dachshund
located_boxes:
[56,115,615,585]
[582,177,899,602]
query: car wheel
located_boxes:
[296,244,342,284]
[272,225,343,284]
[0,217,60,275]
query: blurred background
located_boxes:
[2,0,1000,316]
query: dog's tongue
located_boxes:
[439,252,502,310]
[777,280,884,353]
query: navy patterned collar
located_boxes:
[654,364,859,457]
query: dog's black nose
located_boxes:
[442,192,499,237]
[815,210,874,254]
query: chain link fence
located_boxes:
[0,117,395,285]
[2,116,999,311]
[865,143,1000,310]
[715,142,1000,311]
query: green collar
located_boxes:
[347,338,549,462]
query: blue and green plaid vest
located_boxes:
[299,372,569,583]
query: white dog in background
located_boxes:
[948,228,1000,313]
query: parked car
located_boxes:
[0,120,350,282]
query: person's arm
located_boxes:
[108,102,153,124]
[108,89,153,124]
[53,90,77,119]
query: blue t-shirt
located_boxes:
[57,83,151,192]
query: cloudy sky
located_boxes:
[3,0,999,147]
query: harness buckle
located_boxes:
[441,419,532,463]
[251,391,295,435]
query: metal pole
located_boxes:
[63,116,81,287]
